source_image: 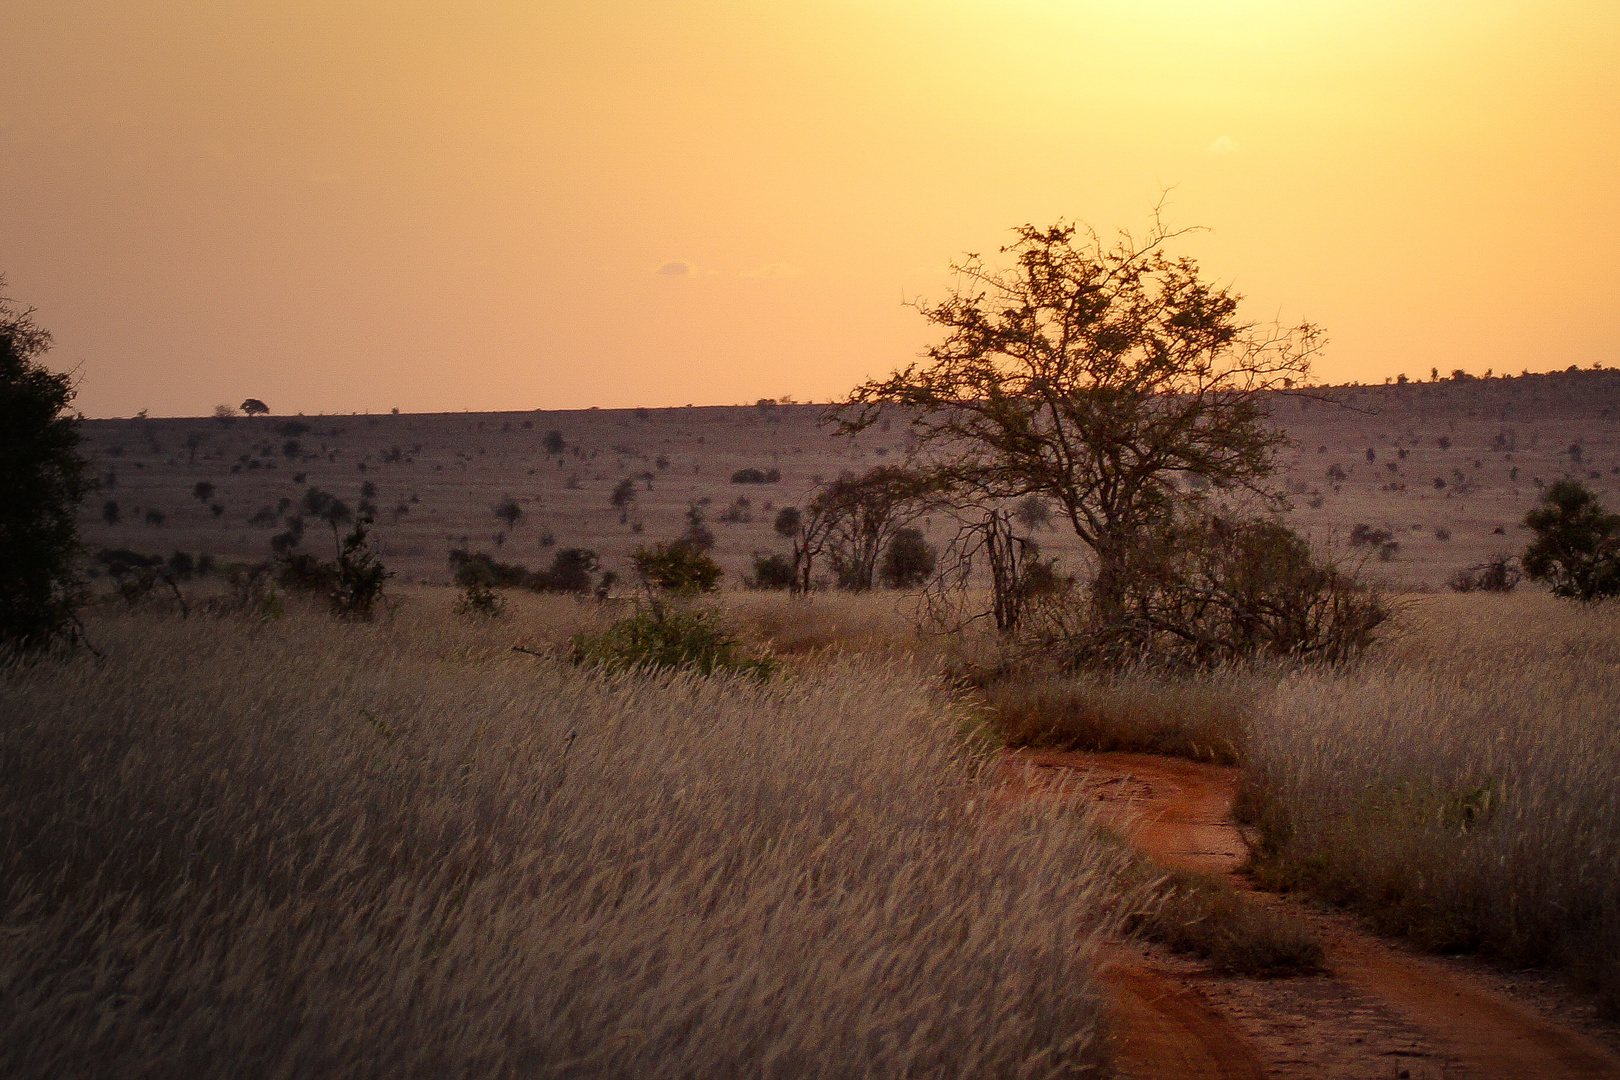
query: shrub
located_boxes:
[101,500,120,526]
[330,519,391,620]
[166,551,196,581]
[681,500,716,552]
[747,552,797,590]
[453,579,506,618]
[571,603,772,677]
[493,498,522,529]
[542,429,565,454]
[632,541,722,595]
[1448,554,1521,594]
[448,550,530,589]
[878,527,935,588]
[1045,515,1390,668]
[1348,523,1394,548]
[529,548,601,594]
[277,552,339,595]
[1523,480,1620,600]
[730,467,780,484]
[610,479,637,523]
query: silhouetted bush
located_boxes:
[277,552,339,595]
[1040,516,1390,668]
[1348,523,1394,548]
[449,550,530,589]
[493,498,522,529]
[330,519,391,620]
[730,467,780,484]
[633,540,722,595]
[1449,555,1521,594]
[529,548,601,594]
[746,552,797,590]
[878,528,936,588]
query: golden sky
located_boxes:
[3,1,1616,416]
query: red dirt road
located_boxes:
[1001,749,1620,1079]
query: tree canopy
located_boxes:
[1523,480,1620,601]
[0,279,90,652]
[837,214,1320,611]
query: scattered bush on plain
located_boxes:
[632,540,722,595]
[571,602,773,678]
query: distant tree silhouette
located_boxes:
[241,398,269,417]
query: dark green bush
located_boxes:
[277,552,339,595]
[633,540,722,595]
[529,548,601,594]
[878,527,935,588]
[571,603,772,677]
[330,519,391,620]
[747,552,797,590]
[449,549,531,588]
[1523,480,1620,600]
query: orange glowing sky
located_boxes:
[3,1,1617,417]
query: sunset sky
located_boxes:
[3,1,1616,417]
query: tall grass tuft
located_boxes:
[0,601,1122,1078]
[978,667,1260,764]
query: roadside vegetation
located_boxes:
[1240,591,1620,1010]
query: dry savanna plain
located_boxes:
[5,370,1620,1078]
[76,370,1620,592]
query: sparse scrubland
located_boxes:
[0,594,1127,1079]
[1241,591,1620,1009]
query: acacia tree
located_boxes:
[1523,480,1620,600]
[814,466,941,591]
[838,215,1320,616]
[0,279,90,652]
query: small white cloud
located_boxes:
[739,263,802,280]
[1206,135,1240,155]
[655,260,692,276]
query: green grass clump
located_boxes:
[571,602,774,677]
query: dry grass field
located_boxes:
[0,592,1127,1079]
[11,371,1620,1074]
[75,369,1620,593]
[1241,590,1620,1010]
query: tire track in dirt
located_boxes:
[1002,749,1620,1079]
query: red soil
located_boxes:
[1001,748,1620,1079]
